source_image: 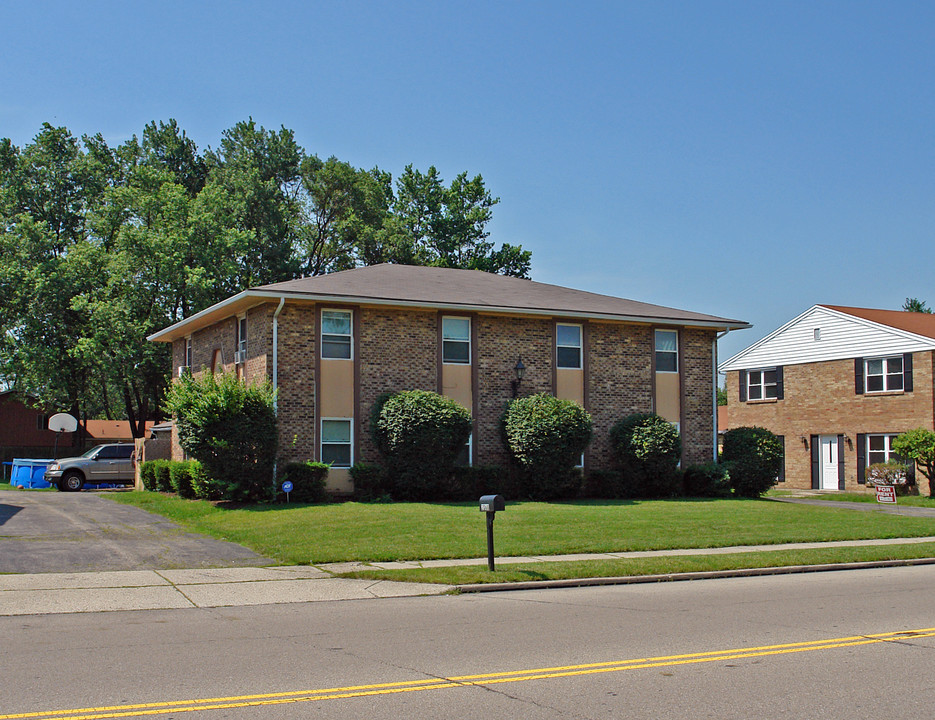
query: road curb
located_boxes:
[455,556,935,593]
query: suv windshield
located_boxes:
[80,445,105,458]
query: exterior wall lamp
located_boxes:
[511,357,526,398]
[800,436,809,448]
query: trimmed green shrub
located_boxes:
[191,463,224,501]
[149,459,173,492]
[139,460,159,491]
[609,413,682,497]
[720,426,783,497]
[371,390,473,501]
[683,462,731,497]
[447,465,516,502]
[350,463,392,502]
[581,469,646,499]
[169,460,199,499]
[501,393,592,500]
[277,461,329,503]
[165,371,278,503]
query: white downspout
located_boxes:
[714,330,730,462]
[272,297,286,485]
[272,297,285,415]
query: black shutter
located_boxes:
[906,459,916,486]
[810,436,820,489]
[855,358,864,395]
[775,366,784,400]
[904,353,913,392]
[777,436,785,482]
[837,435,846,490]
[738,371,747,402]
[856,434,866,484]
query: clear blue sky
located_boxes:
[3,1,933,365]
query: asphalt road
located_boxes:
[3,565,935,718]
[0,489,271,572]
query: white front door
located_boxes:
[819,435,839,490]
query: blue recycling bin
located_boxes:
[10,459,54,489]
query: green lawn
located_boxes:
[339,543,935,585]
[106,492,935,565]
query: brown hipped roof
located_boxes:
[257,264,746,326]
[150,264,748,342]
[821,305,935,341]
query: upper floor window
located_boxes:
[747,368,778,400]
[654,330,678,373]
[237,317,247,355]
[556,324,582,369]
[865,356,903,393]
[442,316,471,364]
[185,337,193,369]
[321,310,352,359]
[856,353,912,395]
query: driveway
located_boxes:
[0,489,272,573]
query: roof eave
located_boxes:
[149,289,749,342]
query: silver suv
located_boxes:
[44,444,136,491]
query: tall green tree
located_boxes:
[387,165,531,277]
[1,119,533,433]
[903,298,932,313]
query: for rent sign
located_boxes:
[875,485,897,504]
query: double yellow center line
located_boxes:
[6,627,935,719]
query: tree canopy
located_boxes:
[0,119,531,433]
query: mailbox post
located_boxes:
[479,494,505,571]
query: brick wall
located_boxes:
[727,351,935,490]
[475,315,554,466]
[167,301,720,479]
[681,329,717,466]
[357,307,437,462]
[275,304,317,463]
[587,322,654,468]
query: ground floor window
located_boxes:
[454,433,472,467]
[867,434,900,466]
[321,419,352,467]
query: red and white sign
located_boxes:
[875,485,897,504]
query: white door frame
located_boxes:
[819,435,839,490]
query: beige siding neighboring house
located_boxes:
[720,305,935,491]
[150,264,747,493]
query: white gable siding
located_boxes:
[720,306,935,371]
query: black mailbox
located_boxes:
[479,494,505,512]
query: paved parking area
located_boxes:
[0,489,272,573]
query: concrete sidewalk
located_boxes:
[3,536,935,617]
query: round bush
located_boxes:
[165,372,278,503]
[371,390,473,501]
[501,393,592,500]
[609,413,681,497]
[277,461,329,503]
[720,426,783,497]
[682,462,731,497]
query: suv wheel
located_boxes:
[60,471,85,492]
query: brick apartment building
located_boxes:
[720,304,935,491]
[150,264,747,492]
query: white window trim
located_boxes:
[866,433,900,466]
[864,356,903,393]
[185,336,193,369]
[556,323,583,369]
[321,417,353,468]
[455,432,473,467]
[442,316,471,365]
[654,329,679,373]
[746,367,778,401]
[237,315,247,355]
[321,309,354,361]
